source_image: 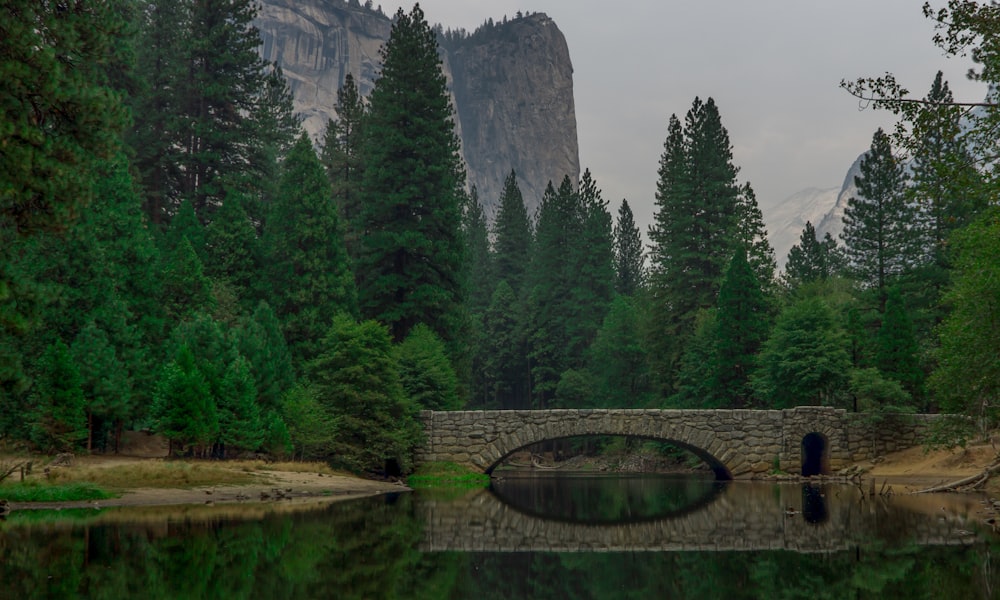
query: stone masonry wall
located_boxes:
[417,408,949,478]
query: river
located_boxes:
[1,475,997,598]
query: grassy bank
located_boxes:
[407,462,489,489]
[0,481,114,502]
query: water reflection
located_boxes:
[1,480,998,599]
[489,474,726,523]
[421,479,982,554]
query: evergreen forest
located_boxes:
[2,1,999,474]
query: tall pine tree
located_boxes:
[357,6,465,345]
[613,200,645,296]
[841,128,915,309]
[263,133,356,365]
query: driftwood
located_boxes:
[914,460,1000,494]
[0,460,28,484]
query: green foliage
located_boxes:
[841,128,917,306]
[782,221,844,290]
[152,345,217,454]
[261,410,293,459]
[280,384,337,460]
[669,310,721,408]
[492,170,532,296]
[480,281,530,409]
[587,296,652,408]
[613,200,646,296]
[204,191,259,304]
[930,208,1000,420]
[0,481,114,503]
[406,462,489,489]
[714,249,770,408]
[161,237,214,323]
[849,368,912,413]
[321,73,367,262]
[216,356,264,456]
[396,324,462,411]
[307,315,421,474]
[357,5,465,345]
[647,98,746,391]
[752,297,851,408]
[875,287,924,402]
[526,173,615,408]
[264,133,357,365]
[462,187,494,315]
[234,301,295,413]
[30,341,87,452]
[0,0,129,235]
[71,320,131,451]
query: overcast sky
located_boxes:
[407,1,985,232]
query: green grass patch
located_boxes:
[407,462,489,489]
[0,481,115,502]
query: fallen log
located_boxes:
[914,460,1000,494]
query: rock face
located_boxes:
[256,1,580,214]
[766,151,864,269]
[445,14,578,212]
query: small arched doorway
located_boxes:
[801,432,827,477]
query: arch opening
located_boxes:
[484,434,734,481]
[801,432,828,477]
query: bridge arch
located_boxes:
[487,432,734,479]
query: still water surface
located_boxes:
[1,475,997,599]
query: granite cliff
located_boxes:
[256,1,580,214]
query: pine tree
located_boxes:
[130,0,188,224]
[234,301,294,412]
[357,5,465,344]
[176,0,270,219]
[30,341,88,452]
[841,128,914,309]
[264,133,357,365]
[734,183,776,289]
[130,0,283,224]
[1,1,129,235]
[482,281,530,409]
[321,73,367,261]
[307,315,420,473]
[669,309,720,408]
[396,324,462,411]
[168,313,238,405]
[783,221,828,289]
[204,191,259,305]
[567,169,616,362]
[714,249,769,408]
[647,98,743,389]
[910,71,987,272]
[526,178,578,407]
[462,187,494,315]
[216,356,263,457]
[492,170,533,295]
[587,296,652,408]
[613,200,645,296]
[161,237,214,323]
[153,345,217,455]
[752,297,851,408]
[875,287,924,404]
[71,320,131,453]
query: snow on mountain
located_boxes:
[765,186,841,268]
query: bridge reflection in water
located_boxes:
[418,477,979,553]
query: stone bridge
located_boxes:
[416,407,944,478]
[419,483,978,553]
